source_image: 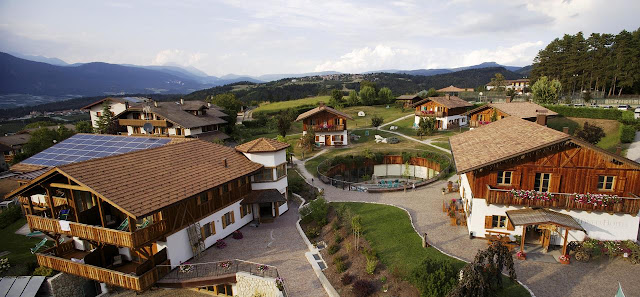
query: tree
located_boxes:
[449,242,516,297]
[490,73,506,91]
[276,135,294,162]
[347,90,360,106]
[409,258,458,297]
[417,117,436,139]
[575,122,605,144]
[12,126,75,164]
[75,121,93,133]
[505,88,517,98]
[351,215,362,250]
[94,102,118,134]
[359,86,377,106]
[490,110,498,122]
[329,89,345,108]
[275,109,296,137]
[24,121,57,129]
[208,93,243,116]
[582,90,592,103]
[371,115,384,127]
[377,87,394,104]
[531,76,562,104]
[417,87,438,98]
[298,131,316,154]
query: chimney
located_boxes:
[318,101,325,107]
[562,127,569,134]
[153,101,158,107]
[536,113,547,126]
[616,146,622,155]
[180,98,184,105]
[223,158,228,168]
[506,96,512,103]
[445,94,451,100]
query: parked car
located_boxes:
[589,104,600,108]
[602,105,613,109]
[573,103,585,107]
[387,137,400,144]
[617,105,631,111]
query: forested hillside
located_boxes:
[531,28,640,95]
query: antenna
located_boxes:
[143,123,154,134]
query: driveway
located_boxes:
[295,161,640,297]
[627,131,640,162]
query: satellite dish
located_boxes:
[143,123,154,134]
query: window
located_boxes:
[491,215,507,229]
[240,176,248,185]
[200,284,232,296]
[315,135,320,142]
[241,204,252,218]
[201,222,215,239]
[132,112,141,119]
[222,211,235,229]
[254,168,274,182]
[497,171,513,185]
[597,176,615,191]
[333,135,343,142]
[534,173,551,192]
[276,164,286,179]
[197,193,208,205]
[222,184,229,193]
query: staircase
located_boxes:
[186,223,205,259]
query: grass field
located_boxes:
[340,105,411,128]
[0,218,44,276]
[335,203,530,297]
[548,116,622,152]
[253,96,330,115]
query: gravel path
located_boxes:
[627,131,640,162]
[295,158,640,297]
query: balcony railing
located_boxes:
[308,124,346,132]
[118,119,168,127]
[469,120,491,128]
[20,196,68,208]
[36,250,167,292]
[485,185,640,215]
[26,215,168,248]
[415,110,446,117]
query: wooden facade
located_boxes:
[467,142,640,215]
[467,107,508,127]
[301,110,348,132]
[415,101,467,118]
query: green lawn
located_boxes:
[253,96,330,115]
[335,203,530,297]
[431,141,451,151]
[0,218,46,276]
[340,105,411,128]
[547,116,623,153]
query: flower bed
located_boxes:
[571,238,639,264]
[572,193,621,207]
[510,189,555,201]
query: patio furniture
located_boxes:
[26,231,43,238]
[116,218,129,231]
[30,238,48,254]
[58,209,70,220]
[137,219,150,229]
[112,255,123,267]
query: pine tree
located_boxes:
[94,102,116,134]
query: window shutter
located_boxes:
[484,216,493,229]
[528,173,536,190]
[549,174,561,192]
[231,211,235,223]
[589,175,599,192]
[506,218,515,231]
[210,222,216,235]
[222,216,227,229]
[616,177,626,193]
[200,226,205,241]
[512,171,522,188]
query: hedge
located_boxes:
[543,105,622,120]
[621,125,636,143]
[0,205,22,229]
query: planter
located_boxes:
[558,256,570,264]
[450,217,457,226]
[516,254,526,260]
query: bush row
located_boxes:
[543,105,623,120]
[0,205,22,229]
[621,125,636,143]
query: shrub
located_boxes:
[328,244,340,255]
[33,266,53,276]
[300,197,329,224]
[332,221,341,231]
[544,105,622,120]
[365,258,378,275]
[0,205,22,229]
[0,258,10,274]
[362,247,378,262]
[410,258,458,297]
[345,242,353,253]
[305,227,320,239]
[319,218,328,226]
[340,273,354,285]
[371,115,384,127]
[575,122,605,144]
[215,239,226,249]
[333,256,347,273]
[232,230,243,239]
[352,280,375,297]
[621,125,636,143]
[334,233,343,244]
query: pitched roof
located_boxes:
[81,97,146,110]
[506,209,584,230]
[241,189,286,204]
[125,101,227,128]
[193,130,230,142]
[395,94,421,100]
[235,138,290,153]
[57,140,262,217]
[295,105,354,122]
[412,95,472,109]
[468,102,558,119]
[437,85,467,92]
[450,117,570,173]
[0,133,31,147]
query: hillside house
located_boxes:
[395,94,422,108]
[413,95,472,130]
[0,124,76,163]
[450,116,640,255]
[295,103,353,146]
[6,138,290,294]
[82,97,147,128]
[436,85,474,97]
[464,100,558,128]
[486,79,530,92]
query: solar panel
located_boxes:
[21,134,171,167]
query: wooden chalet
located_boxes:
[295,103,353,146]
[412,95,472,130]
[395,94,422,107]
[6,140,265,292]
[464,100,558,128]
[451,116,640,252]
[436,85,473,96]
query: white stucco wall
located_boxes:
[242,150,286,167]
[414,115,467,129]
[251,178,288,193]
[304,130,348,146]
[90,102,127,127]
[460,174,640,244]
[372,164,437,179]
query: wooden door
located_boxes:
[327,135,332,146]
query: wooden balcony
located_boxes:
[415,110,446,117]
[36,245,169,292]
[26,215,168,249]
[307,124,346,132]
[469,120,491,128]
[118,119,169,127]
[19,196,68,208]
[485,186,640,215]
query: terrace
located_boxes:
[415,110,447,117]
[485,185,640,215]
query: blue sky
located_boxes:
[0,0,638,76]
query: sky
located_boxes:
[0,0,639,77]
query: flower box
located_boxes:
[450,217,457,226]
[516,251,526,260]
[558,255,570,264]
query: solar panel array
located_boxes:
[22,134,171,167]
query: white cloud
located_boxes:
[460,41,544,67]
[151,49,206,66]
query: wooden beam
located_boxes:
[562,228,569,256]
[26,196,34,216]
[49,183,89,191]
[45,188,56,218]
[128,216,136,232]
[520,225,526,253]
[68,185,80,222]
[96,195,106,228]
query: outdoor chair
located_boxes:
[116,218,129,231]
[30,238,48,254]
[26,231,43,238]
[137,219,150,229]
[58,209,70,220]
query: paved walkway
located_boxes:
[376,114,450,153]
[295,160,640,297]
[627,131,640,162]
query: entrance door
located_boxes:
[326,135,333,146]
[259,203,272,218]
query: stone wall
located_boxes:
[45,273,97,297]
[235,272,284,297]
